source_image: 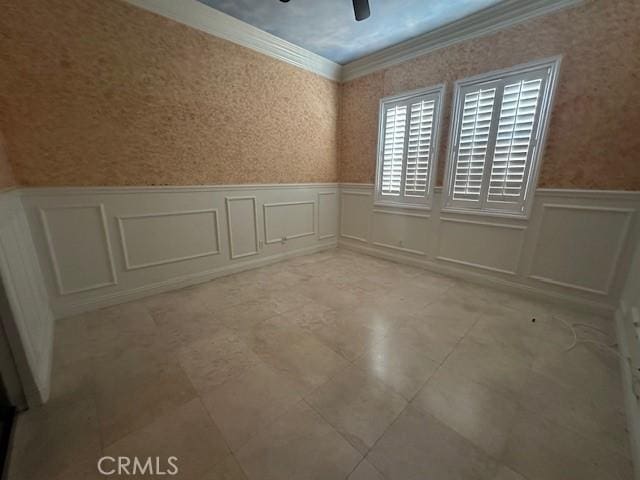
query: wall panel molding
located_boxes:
[318,192,338,240]
[339,184,640,311]
[40,204,117,295]
[117,209,221,270]
[263,201,315,245]
[225,196,260,260]
[528,203,634,295]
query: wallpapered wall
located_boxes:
[0,131,16,189]
[0,0,339,186]
[339,0,640,190]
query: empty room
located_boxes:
[0,0,639,478]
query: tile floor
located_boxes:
[7,248,633,479]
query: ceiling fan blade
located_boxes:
[352,0,370,21]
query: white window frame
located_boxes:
[443,56,562,219]
[374,84,445,210]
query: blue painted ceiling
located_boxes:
[197,0,503,64]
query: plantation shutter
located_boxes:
[445,59,559,216]
[380,104,407,196]
[405,100,435,197]
[487,78,543,202]
[452,88,497,202]
[376,86,443,207]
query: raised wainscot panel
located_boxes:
[340,191,371,243]
[318,192,338,240]
[40,204,117,295]
[529,204,633,294]
[371,210,430,255]
[118,209,221,270]
[437,217,526,275]
[264,201,315,244]
[225,196,259,260]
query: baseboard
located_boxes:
[615,308,640,480]
[338,239,615,316]
[54,241,337,318]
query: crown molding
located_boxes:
[341,0,583,81]
[122,0,342,81]
[123,0,583,84]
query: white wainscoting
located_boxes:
[0,189,53,406]
[21,184,338,318]
[617,239,640,480]
[339,184,640,313]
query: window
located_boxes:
[375,85,444,208]
[443,57,561,217]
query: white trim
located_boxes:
[341,190,372,197]
[615,308,640,480]
[21,183,339,197]
[341,0,583,81]
[225,196,260,260]
[317,192,337,240]
[528,274,608,295]
[339,239,614,316]
[52,242,337,318]
[340,233,369,243]
[371,241,427,256]
[263,201,316,244]
[435,255,518,276]
[122,0,341,81]
[372,209,431,219]
[536,188,640,200]
[116,209,221,270]
[39,204,118,295]
[439,217,527,230]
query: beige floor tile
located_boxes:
[502,410,633,480]
[8,397,101,480]
[277,303,394,362]
[412,366,520,457]
[216,291,310,331]
[93,347,197,446]
[441,337,530,398]
[492,466,527,480]
[201,362,302,452]
[353,323,442,400]
[520,369,629,457]
[306,365,407,454]
[104,399,230,480]
[177,327,262,395]
[236,401,362,480]
[85,301,164,359]
[466,308,545,364]
[368,406,499,480]
[244,319,349,394]
[348,460,386,480]
[52,313,91,367]
[200,455,248,479]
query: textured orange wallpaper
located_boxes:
[339,0,640,190]
[0,0,339,186]
[0,131,16,189]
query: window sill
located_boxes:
[440,206,530,221]
[374,201,431,211]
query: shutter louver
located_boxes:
[488,79,543,201]
[381,105,407,196]
[453,88,496,200]
[404,100,435,197]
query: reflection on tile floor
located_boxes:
[8,248,632,479]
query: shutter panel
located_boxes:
[380,104,407,196]
[452,88,497,200]
[488,78,543,201]
[404,99,435,197]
